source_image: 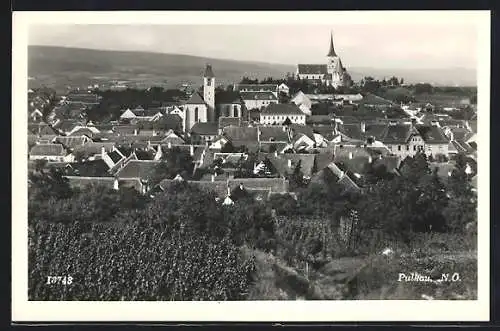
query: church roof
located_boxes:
[204,64,215,78]
[185,92,207,105]
[215,91,243,104]
[327,32,337,57]
[297,64,328,75]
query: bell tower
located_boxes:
[203,64,215,121]
[326,31,338,75]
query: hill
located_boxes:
[28,45,296,92]
[28,46,477,92]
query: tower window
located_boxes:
[194,107,199,122]
[207,78,212,87]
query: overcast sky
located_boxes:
[28,24,478,69]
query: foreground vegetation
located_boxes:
[28,153,477,300]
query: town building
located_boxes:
[296,32,351,88]
[260,104,306,125]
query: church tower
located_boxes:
[326,32,345,88]
[203,64,216,122]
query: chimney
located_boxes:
[101,146,106,158]
[134,129,138,135]
[190,145,194,156]
[360,121,366,133]
[349,152,353,159]
[113,178,119,190]
[368,155,372,163]
[287,159,292,168]
[274,150,278,157]
[211,174,215,182]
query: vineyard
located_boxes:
[29,221,256,300]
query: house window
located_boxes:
[398,145,401,151]
[194,107,199,122]
[413,145,417,151]
[233,105,238,117]
[226,105,230,117]
[406,145,409,151]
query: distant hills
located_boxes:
[28,45,477,91]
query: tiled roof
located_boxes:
[115,160,161,179]
[240,91,277,101]
[65,176,115,190]
[334,146,374,174]
[315,150,335,171]
[29,143,66,156]
[69,128,96,137]
[112,125,137,135]
[185,92,206,105]
[191,122,218,136]
[289,124,315,141]
[449,127,474,142]
[223,126,259,142]
[215,91,243,104]
[235,84,277,92]
[73,142,116,157]
[261,153,317,177]
[297,64,328,75]
[261,103,303,116]
[218,117,242,130]
[258,126,290,142]
[53,136,88,149]
[381,124,414,144]
[67,159,112,177]
[228,178,288,193]
[108,151,124,163]
[416,125,449,144]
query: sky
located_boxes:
[28,24,478,70]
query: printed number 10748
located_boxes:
[46,276,73,285]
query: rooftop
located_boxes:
[261,103,303,116]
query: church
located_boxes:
[296,32,351,89]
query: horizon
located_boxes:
[28,24,478,71]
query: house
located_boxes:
[119,108,163,122]
[310,161,361,193]
[160,130,185,145]
[72,142,116,161]
[260,104,306,125]
[115,160,161,194]
[190,122,219,144]
[258,126,290,144]
[240,91,278,111]
[222,126,259,152]
[68,125,100,137]
[381,123,449,158]
[29,109,43,122]
[215,91,245,119]
[291,91,313,116]
[29,144,72,162]
[260,153,317,179]
[355,93,394,110]
[53,135,91,150]
[278,83,290,96]
[234,84,278,96]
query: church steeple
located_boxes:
[327,32,337,57]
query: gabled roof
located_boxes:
[67,159,112,177]
[73,142,116,157]
[416,125,449,144]
[261,103,303,116]
[240,91,277,101]
[53,136,89,149]
[185,92,206,105]
[297,64,328,75]
[29,143,67,156]
[235,84,278,92]
[261,153,317,177]
[223,126,259,142]
[258,126,290,142]
[219,117,242,130]
[191,122,218,136]
[215,91,243,105]
[115,160,161,179]
[381,124,416,144]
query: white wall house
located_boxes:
[240,91,278,111]
[260,104,306,125]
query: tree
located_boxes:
[414,83,434,95]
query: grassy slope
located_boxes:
[245,232,477,300]
[28,45,295,91]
